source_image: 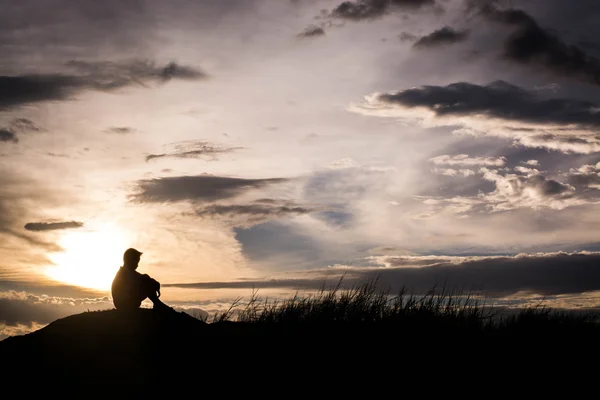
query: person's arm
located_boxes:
[140,273,161,296]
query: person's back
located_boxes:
[112,266,145,310]
[111,248,170,311]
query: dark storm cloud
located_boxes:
[297,25,325,38]
[332,0,435,21]
[24,221,84,232]
[166,252,600,297]
[377,80,600,127]
[104,126,136,134]
[145,141,241,162]
[413,26,469,48]
[0,60,206,109]
[131,175,288,203]
[0,129,18,143]
[471,1,600,85]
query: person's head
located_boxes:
[123,248,142,269]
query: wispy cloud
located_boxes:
[0,118,42,144]
[430,154,506,167]
[104,126,136,134]
[0,60,206,109]
[297,25,325,38]
[145,141,241,162]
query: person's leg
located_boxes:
[141,279,171,310]
[147,291,169,309]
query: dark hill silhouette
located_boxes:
[2,286,600,395]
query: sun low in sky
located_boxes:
[45,223,130,291]
[3,0,600,339]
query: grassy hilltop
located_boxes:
[2,282,600,394]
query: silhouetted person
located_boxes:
[111,248,171,311]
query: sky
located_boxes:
[3,0,600,339]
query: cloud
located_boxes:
[326,158,361,169]
[430,154,506,167]
[0,129,17,143]
[66,60,206,84]
[472,2,600,85]
[399,32,418,42]
[10,118,41,132]
[567,163,600,189]
[513,166,539,176]
[0,322,46,341]
[524,160,539,166]
[166,251,600,298]
[419,167,591,214]
[0,60,206,109]
[145,141,241,162]
[375,80,600,126]
[432,168,475,177]
[104,126,136,134]
[298,25,325,38]
[480,168,578,211]
[331,0,436,21]
[0,291,111,338]
[352,80,600,153]
[24,221,84,232]
[0,118,41,144]
[131,175,289,204]
[368,251,600,296]
[0,290,208,338]
[429,155,504,177]
[195,200,312,228]
[413,26,469,48]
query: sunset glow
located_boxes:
[46,225,130,291]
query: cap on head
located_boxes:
[123,247,143,266]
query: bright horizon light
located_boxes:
[46,223,131,291]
